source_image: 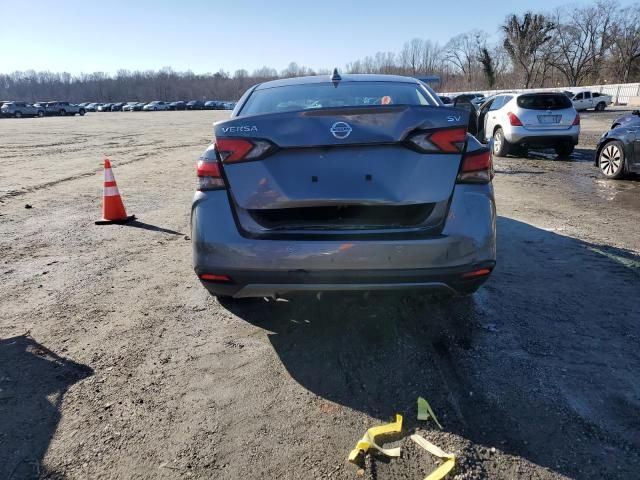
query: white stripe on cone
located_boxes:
[104,168,115,182]
[104,186,120,197]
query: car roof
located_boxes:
[254,73,422,91]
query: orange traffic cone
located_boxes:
[95,158,136,225]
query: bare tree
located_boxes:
[502,12,555,88]
[444,31,483,86]
[549,3,614,86]
[610,4,640,82]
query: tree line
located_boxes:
[1,0,638,102]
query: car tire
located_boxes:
[14,111,22,118]
[37,110,44,117]
[79,109,85,116]
[595,102,606,112]
[153,107,157,111]
[492,128,510,157]
[598,140,626,179]
[555,144,574,158]
[59,109,66,116]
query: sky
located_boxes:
[0,0,636,75]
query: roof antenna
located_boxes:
[331,68,341,85]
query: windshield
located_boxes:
[240,81,434,116]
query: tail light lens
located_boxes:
[457,148,493,184]
[507,112,523,126]
[196,144,225,191]
[406,127,466,153]
[216,138,275,163]
[573,114,580,125]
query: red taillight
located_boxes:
[507,112,523,126]
[216,138,254,163]
[216,138,275,164]
[196,156,225,191]
[573,114,580,125]
[457,148,493,184]
[199,273,231,282]
[406,127,466,153]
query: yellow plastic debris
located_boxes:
[417,397,443,429]
[410,434,456,480]
[348,414,403,463]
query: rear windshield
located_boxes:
[517,94,572,110]
[240,81,435,115]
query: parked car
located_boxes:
[570,90,612,111]
[132,102,146,111]
[169,101,186,111]
[98,103,114,112]
[595,122,640,179]
[192,73,495,301]
[187,100,205,110]
[86,103,101,112]
[122,102,138,112]
[78,102,91,108]
[110,102,127,112]
[44,101,86,116]
[610,110,640,129]
[476,91,580,157]
[204,100,221,110]
[143,101,170,111]
[1,101,45,118]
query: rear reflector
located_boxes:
[199,273,231,282]
[507,112,523,126]
[406,128,466,153]
[572,114,580,125]
[461,268,492,278]
[457,148,493,184]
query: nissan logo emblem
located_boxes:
[330,121,352,139]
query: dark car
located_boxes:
[187,100,205,110]
[595,122,640,179]
[169,101,186,111]
[204,100,222,110]
[110,102,127,112]
[44,101,85,116]
[610,110,640,130]
[85,103,101,112]
[98,103,113,112]
[192,73,496,300]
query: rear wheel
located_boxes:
[37,110,44,117]
[595,102,606,112]
[492,128,510,157]
[14,111,22,118]
[79,109,85,116]
[59,109,66,116]
[555,144,574,158]
[598,140,626,179]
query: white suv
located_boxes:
[477,92,580,158]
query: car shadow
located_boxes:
[122,220,184,236]
[221,216,640,479]
[0,335,93,479]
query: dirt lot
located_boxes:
[1,110,639,480]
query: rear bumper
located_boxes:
[505,126,579,147]
[191,184,496,298]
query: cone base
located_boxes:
[95,215,136,225]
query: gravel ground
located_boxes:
[0,109,639,480]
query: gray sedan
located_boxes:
[192,73,496,300]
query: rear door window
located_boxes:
[517,94,573,110]
[489,96,505,111]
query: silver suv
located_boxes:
[477,92,580,157]
[1,101,45,118]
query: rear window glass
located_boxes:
[517,94,572,110]
[240,82,434,115]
